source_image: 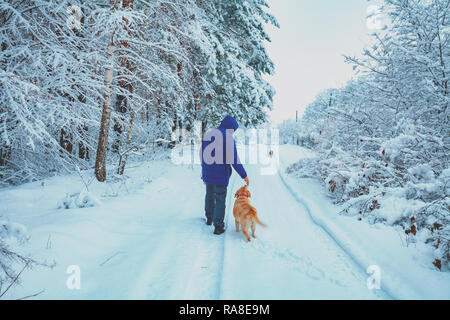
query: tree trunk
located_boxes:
[78,124,89,160]
[0,107,10,175]
[119,110,135,175]
[60,128,73,153]
[112,0,135,154]
[94,38,115,182]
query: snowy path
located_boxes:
[2,149,394,299]
[218,164,387,299]
[114,163,387,299]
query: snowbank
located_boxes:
[278,144,450,299]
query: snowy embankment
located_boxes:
[278,144,450,299]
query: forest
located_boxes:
[0,0,277,184]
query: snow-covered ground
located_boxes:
[277,145,450,299]
[1,145,449,299]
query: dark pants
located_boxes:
[205,184,227,228]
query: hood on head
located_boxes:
[218,115,239,131]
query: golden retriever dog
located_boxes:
[233,186,266,242]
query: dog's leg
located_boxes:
[242,228,251,242]
[251,223,256,238]
[235,220,240,232]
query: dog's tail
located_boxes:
[248,209,267,227]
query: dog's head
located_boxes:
[234,186,251,199]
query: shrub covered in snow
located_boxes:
[57,191,101,209]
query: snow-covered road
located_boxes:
[106,162,388,300]
[219,164,387,299]
[4,146,447,299]
[119,162,387,300]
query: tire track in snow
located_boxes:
[129,218,226,299]
[216,171,238,299]
[180,223,220,299]
[128,165,239,299]
[150,168,236,299]
[277,169,395,300]
[125,169,228,299]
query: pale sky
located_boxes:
[264,0,382,125]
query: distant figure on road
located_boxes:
[201,115,249,235]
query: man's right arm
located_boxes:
[231,139,248,184]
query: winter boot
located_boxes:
[213,226,225,235]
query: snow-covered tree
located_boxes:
[0,0,278,184]
[197,0,278,130]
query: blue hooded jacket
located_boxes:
[201,115,247,186]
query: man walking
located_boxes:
[201,115,249,235]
